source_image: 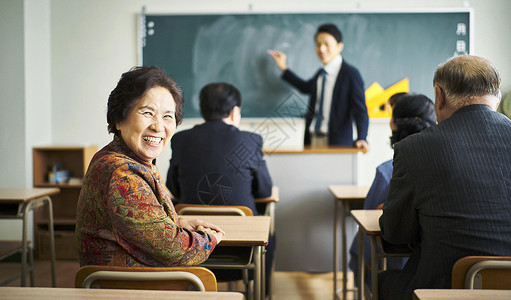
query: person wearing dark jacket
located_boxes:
[379,55,511,299]
[166,82,274,293]
[269,23,369,150]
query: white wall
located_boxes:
[0,0,51,240]
[25,0,52,188]
[1,0,26,189]
[0,0,26,240]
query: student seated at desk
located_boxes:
[76,66,224,268]
[166,82,273,213]
[348,92,436,288]
[379,55,511,300]
[166,82,274,290]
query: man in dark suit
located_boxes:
[269,23,369,150]
[166,82,273,213]
[378,55,511,299]
[166,82,274,293]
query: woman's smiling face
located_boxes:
[116,86,176,164]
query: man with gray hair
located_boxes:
[378,55,511,299]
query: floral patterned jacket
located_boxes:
[76,136,218,267]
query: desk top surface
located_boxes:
[265,146,364,155]
[181,215,270,246]
[413,289,511,300]
[0,188,60,203]
[0,287,243,300]
[350,209,382,235]
[255,186,279,203]
[329,185,370,201]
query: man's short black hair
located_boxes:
[315,23,343,43]
[200,82,242,121]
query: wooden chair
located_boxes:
[176,204,254,298]
[75,265,217,291]
[175,204,253,216]
[452,256,511,289]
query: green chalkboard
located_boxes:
[141,11,470,118]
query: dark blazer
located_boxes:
[166,120,273,215]
[379,104,511,299]
[282,59,369,146]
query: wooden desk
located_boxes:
[0,188,60,287]
[329,185,369,300]
[351,209,412,300]
[413,289,511,300]
[351,209,383,300]
[0,287,244,300]
[181,215,270,300]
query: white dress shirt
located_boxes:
[311,55,342,134]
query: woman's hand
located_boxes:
[199,227,225,243]
[180,218,225,242]
[267,49,288,71]
[179,217,194,231]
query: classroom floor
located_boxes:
[0,259,357,299]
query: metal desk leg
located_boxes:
[28,243,34,286]
[21,204,29,287]
[370,236,378,300]
[45,197,56,287]
[262,246,266,299]
[254,245,262,300]
[23,196,56,287]
[20,228,36,287]
[341,201,350,300]
[333,197,339,299]
[357,228,364,300]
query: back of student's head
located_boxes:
[390,93,436,146]
[433,55,501,109]
[388,92,409,108]
[200,82,242,121]
[315,23,343,43]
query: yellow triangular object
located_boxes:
[365,82,384,100]
[365,78,409,118]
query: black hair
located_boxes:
[390,93,436,147]
[388,92,409,107]
[200,82,241,121]
[315,23,343,43]
[107,66,184,135]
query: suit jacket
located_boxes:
[282,59,369,146]
[379,104,511,299]
[166,120,273,215]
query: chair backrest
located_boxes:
[75,265,217,292]
[452,256,511,289]
[175,204,254,216]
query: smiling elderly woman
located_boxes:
[76,66,224,267]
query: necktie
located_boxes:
[314,69,327,134]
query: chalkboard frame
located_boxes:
[138,9,472,119]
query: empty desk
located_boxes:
[0,287,244,300]
[0,188,59,287]
[329,185,369,300]
[413,289,511,300]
